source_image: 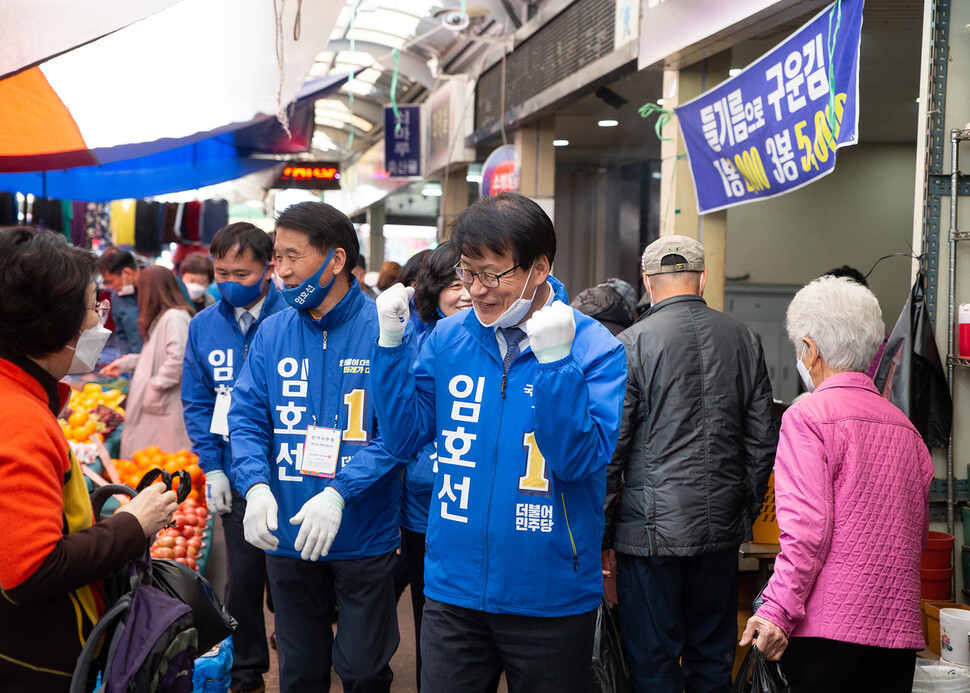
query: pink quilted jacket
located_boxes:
[757,372,934,649]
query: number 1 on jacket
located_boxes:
[520,432,550,495]
[342,389,369,442]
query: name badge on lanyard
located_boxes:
[301,425,341,478]
[209,390,231,436]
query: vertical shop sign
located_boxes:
[675,0,863,214]
[426,76,475,175]
[615,0,639,50]
[385,105,421,177]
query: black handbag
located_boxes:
[90,482,237,653]
[151,557,236,652]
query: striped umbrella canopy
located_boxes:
[0,0,343,174]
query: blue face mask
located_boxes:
[217,266,268,308]
[282,249,337,311]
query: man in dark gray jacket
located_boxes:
[603,235,777,693]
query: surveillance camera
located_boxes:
[442,10,470,31]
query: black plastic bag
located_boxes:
[732,646,790,693]
[590,594,632,693]
[872,272,952,449]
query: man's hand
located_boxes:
[243,484,279,551]
[525,300,576,363]
[204,469,233,515]
[601,549,617,578]
[290,487,345,561]
[739,614,788,661]
[375,283,415,347]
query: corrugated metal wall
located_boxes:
[475,0,616,130]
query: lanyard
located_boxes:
[296,316,345,428]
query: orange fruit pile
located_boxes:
[113,446,207,507]
[59,383,126,443]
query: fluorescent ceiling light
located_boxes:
[729,68,743,77]
[553,139,569,147]
[656,98,665,106]
[421,183,443,197]
[597,119,619,127]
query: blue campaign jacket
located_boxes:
[371,276,627,617]
[228,283,410,561]
[180,286,287,480]
[401,442,435,534]
[401,326,436,534]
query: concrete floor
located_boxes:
[207,514,508,693]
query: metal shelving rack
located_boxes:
[947,129,970,563]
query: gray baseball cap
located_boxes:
[640,235,705,275]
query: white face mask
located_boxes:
[796,356,816,393]
[476,264,539,329]
[184,282,207,301]
[66,324,112,374]
[117,282,135,296]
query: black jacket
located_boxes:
[604,294,778,556]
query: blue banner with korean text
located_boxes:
[384,105,421,178]
[675,0,863,214]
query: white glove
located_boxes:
[290,486,345,561]
[525,300,576,363]
[204,469,233,515]
[243,484,279,551]
[375,283,415,347]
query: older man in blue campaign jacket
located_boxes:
[228,202,410,693]
[371,192,626,693]
[181,222,285,693]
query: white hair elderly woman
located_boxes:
[739,275,934,693]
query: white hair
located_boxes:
[785,275,885,372]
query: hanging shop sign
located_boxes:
[275,161,341,190]
[675,0,862,214]
[615,0,639,51]
[480,145,519,198]
[385,105,421,178]
[427,75,476,175]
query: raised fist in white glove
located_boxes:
[375,283,414,347]
[290,486,345,561]
[525,300,576,363]
[205,469,233,515]
[243,484,279,551]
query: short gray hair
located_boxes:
[786,275,885,372]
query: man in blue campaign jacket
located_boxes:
[371,193,627,693]
[229,202,410,693]
[181,222,284,693]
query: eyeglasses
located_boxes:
[95,299,111,326]
[454,263,519,289]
